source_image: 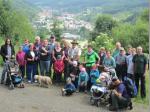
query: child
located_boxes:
[78,67,89,92]
[90,64,100,86]
[53,55,64,84]
[16,46,26,79]
[69,61,80,89]
[61,77,76,96]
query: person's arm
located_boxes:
[95,52,100,64]
[75,48,81,61]
[52,50,56,61]
[112,57,116,68]
[61,50,65,60]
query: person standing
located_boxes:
[112,42,121,58]
[132,46,147,98]
[126,48,136,81]
[16,46,26,79]
[34,36,42,75]
[48,35,57,77]
[98,47,106,65]
[39,39,52,77]
[84,45,100,90]
[61,39,71,81]
[52,42,65,83]
[115,47,127,81]
[0,38,15,84]
[25,43,38,83]
[68,40,81,74]
[22,39,30,54]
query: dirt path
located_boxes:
[0,68,149,112]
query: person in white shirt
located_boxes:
[126,48,136,81]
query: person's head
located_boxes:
[91,64,97,70]
[131,48,136,55]
[18,46,23,52]
[137,46,143,54]
[116,42,121,49]
[29,43,34,51]
[112,77,120,86]
[100,47,105,53]
[50,35,56,43]
[35,36,40,43]
[5,38,12,46]
[24,39,29,45]
[87,45,93,52]
[127,45,132,54]
[120,47,125,55]
[71,40,78,48]
[80,67,86,72]
[106,50,111,58]
[79,64,84,71]
[72,61,78,67]
[55,42,61,49]
[66,77,72,84]
[43,39,48,46]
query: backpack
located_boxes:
[123,76,137,98]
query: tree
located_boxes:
[91,15,117,40]
[50,19,62,41]
[112,9,149,53]
[90,33,114,52]
[0,0,35,42]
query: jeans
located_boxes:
[26,64,37,82]
[1,63,7,83]
[40,60,50,76]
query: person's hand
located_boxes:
[112,89,118,95]
[11,55,15,59]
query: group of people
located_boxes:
[0,36,148,111]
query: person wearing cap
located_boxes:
[112,42,121,58]
[132,46,147,98]
[115,47,127,81]
[68,40,81,62]
[68,40,81,78]
[109,78,131,111]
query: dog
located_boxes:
[34,75,52,88]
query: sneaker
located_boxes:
[34,80,38,83]
[28,80,31,83]
[61,88,65,96]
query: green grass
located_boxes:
[133,70,149,106]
